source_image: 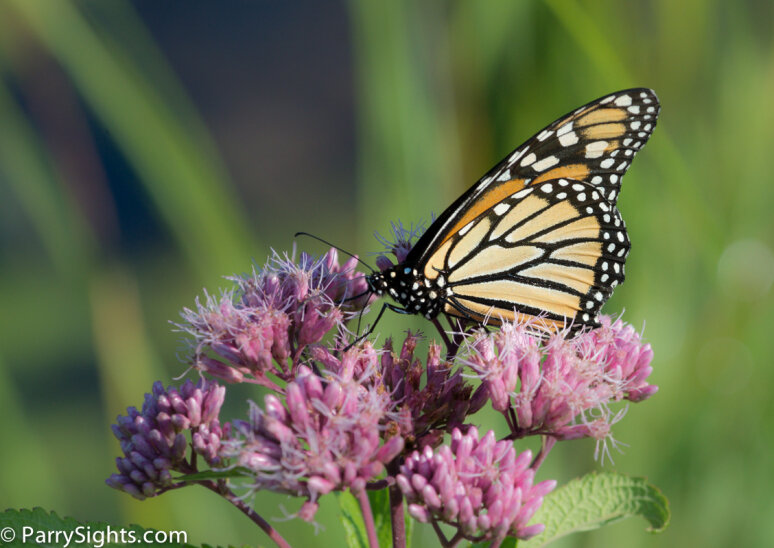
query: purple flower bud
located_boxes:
[107,380,227,500]
[397,427,555,542]
[298,500,319,522]
[375,255,394,272]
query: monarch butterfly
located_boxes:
[364,88,660,332]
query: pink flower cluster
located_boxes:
[223,363,403,519]
[177,249,372,386]
[464,316,657,449]
[106,380,227,499]
[397,427,556,542]
[379,333,486,449]
[107,245,659,546]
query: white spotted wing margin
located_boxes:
[441,178,630,328]
[404,88,659,270]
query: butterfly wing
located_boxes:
[407,88,659,268]
[432,178,628,327]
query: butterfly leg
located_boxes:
[344,302,412,351]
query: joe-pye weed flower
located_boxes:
[107,243,658,548]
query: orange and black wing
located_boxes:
[406,88,659,267]
[405,89,659,328]
[426,178,628,328]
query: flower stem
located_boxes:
[387,461,406,548]
[201,481,291,548]
[355,488,380,548]
[531,435,557,471]
[430,517,449,546]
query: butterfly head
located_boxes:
[367,265,448,320]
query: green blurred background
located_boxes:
[1,1,772,546]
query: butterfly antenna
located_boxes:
[294,232,374,272]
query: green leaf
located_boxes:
[336,492,369,548]
[0,507,208,547]
[368,489,392,548]
[522,472,670,547]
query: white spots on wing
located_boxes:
[613,263,620,273]
[520,152,537,167]
[585,140,608,159]
[601,273,609,282]
[559,131,579,147]
[572,183,585,191]
[497,169,512,181]
[493,203,510,216]
[558,179,569,187]
[600,95,615,104]
[586,300,594,309]
[508,147,528,165]
[631,121,641,130]
[556,192,567,199]
[618,247,627,257]
[557,121,574,137]
[577,192,586,202]
[458,221,475,236]
[617,232,625,242]
[623,138,632,146]
[512,187,532,199]
[599,202,610,211]
[600,158,615,169]
[591,176,603,185]
[614,95,632,107]
[644,123,652,131]
[601,261,609,271]
[647,106,656,113]
[582,313,590,322]
[607,242,616,252]
[585,206,594,214]
[591,191,600,200]
[595,291,604,301]
[532,155,560,171]
[537,129,553,141]
[617,161,629,171]
[611,280,619,288]
[540,183,554,194]
[627,105,640,114]
[624,149,633,156]
[603,214,611,223]
[610,174,619,184]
